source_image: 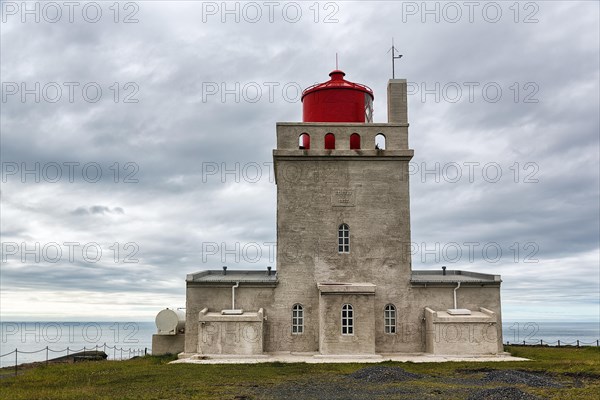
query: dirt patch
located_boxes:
[467,387,542,400]
[255,367,576,399]
[347,366,422,383]
[255,379,420,400]
[480,370,563,388]
[458,368,564,388]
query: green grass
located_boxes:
[1,346,599,399]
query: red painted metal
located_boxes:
[350,133,361,150]
[302,70,374,123]
[324,133,335,150]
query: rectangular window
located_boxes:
[341,304,354,335]
[338,224,350,254]
[384,305,396,334]
[292,305,304,334]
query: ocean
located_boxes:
[1,320,598,368]
[0,321,155,368]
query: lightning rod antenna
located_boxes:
[390,38,403,79]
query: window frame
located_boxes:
[338,223,350,254]
[384,304,397,334]
[292,303,304,335]
[341,304,354,335]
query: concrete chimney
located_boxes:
[387,79,408,124]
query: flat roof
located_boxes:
[411,270,501,285]
[186,270,278,285]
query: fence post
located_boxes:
[144,347,147,356]
[46,346,49,365]
[67,347,70,356]
[15,348,18,377]
[557,340,560,347]
[120,348,123,360]
[113,347,116,360]
[577,340,580,348]
[103,343,106,353]
[597,340,599,347]
[522,340,525,345]
[540,339,543,346]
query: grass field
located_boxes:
[1,346,599,399]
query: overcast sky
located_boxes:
[1,1,598,323]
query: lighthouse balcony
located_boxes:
[276,122,410,152]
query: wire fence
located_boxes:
[505,339,600,347]
[2,338,597,377]
[0,343,152,377]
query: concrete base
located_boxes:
[424,307,501,355]
[188,354,270,360]
[313,354,383,360]
[170,352,527,365]
[152,334,185,356]
[197,308,265,355]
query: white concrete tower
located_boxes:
[271,71,414,354]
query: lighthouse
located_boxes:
[271,70,416,354]
[174,68,504,359]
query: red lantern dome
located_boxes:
[301,70,374,123]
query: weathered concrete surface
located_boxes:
[185,285,275,354]
[196,308,264,355]
[152,334,185,356]
[319,290,376,355]
[425,307,499,355]
[171,353,526,365]
[387,79,408,124]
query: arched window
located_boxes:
[299,133,310,150]
[338,223,349,253]
[384,304,396,334]
[325,133,335,150]
[375,133,386,150]
[350,133,361,150]
[341,304,354,335]
[292,304,304,334]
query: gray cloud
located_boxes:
[1,1,598,321]
[71,206,125,215]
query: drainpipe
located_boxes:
[453,281,461,309]
[231,282,240,310]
